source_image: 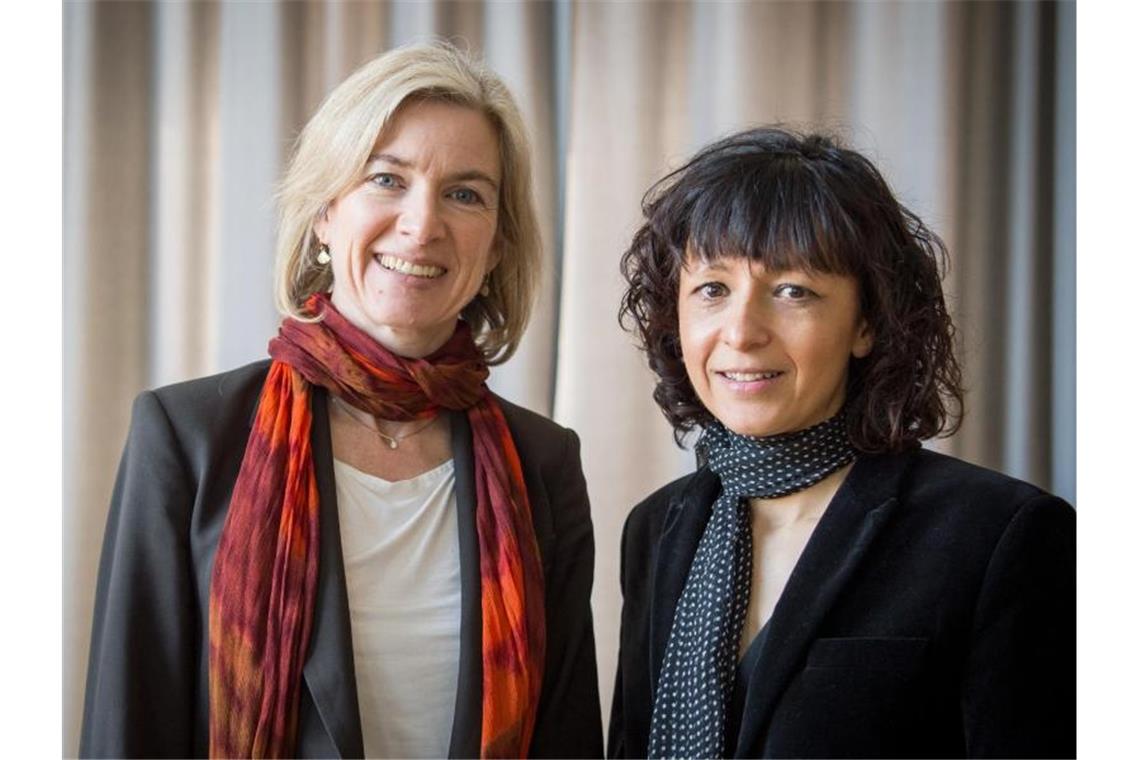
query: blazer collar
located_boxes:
[238,365,367,753]
[445,398,559,757]
[647,449,914,752]
[302,386,366,758]
[447,409,482,758]
[442,398,558,756]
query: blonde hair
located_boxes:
[274,41,540,365]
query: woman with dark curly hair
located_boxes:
[608,127,1074,759]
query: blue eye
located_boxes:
[368,173,400,189]
[448,187,483,205]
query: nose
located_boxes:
[720,295,772,350]
[397,186,445,245]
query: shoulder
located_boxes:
[614,470,709,605]
[492,393,580,471]
[489,395,596,564]
[902,448,1072,514]
[130,360,271,466]
[493,393,573,444]
[623,470,707,545]
[874,448,1074,547]
[147,359,271,416]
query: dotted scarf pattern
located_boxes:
[647,413,855,759]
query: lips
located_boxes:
[718,370,784,382]
[376,253,447,279]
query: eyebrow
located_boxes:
[367,152,500,191]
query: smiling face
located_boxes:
[677,254,873,438]
[314,99,501,357]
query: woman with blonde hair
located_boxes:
[81,42,602,759]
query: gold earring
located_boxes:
[316,244,331,265]
[480,274,491,297]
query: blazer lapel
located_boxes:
[648,467,720,698]
[302,387,365,758]
[447,410,482,758]
[732,452,911,756]
[446,399,558,757]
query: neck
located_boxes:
[329,395,439,436]
[329,292,457,359]
[748,461,853,528]
[700,411,855,504]
[367,323,456,359]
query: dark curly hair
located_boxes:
[619,127,963,452]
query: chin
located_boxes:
[717,415,787,439]
[717,405,834,438]
[361,301,426,327]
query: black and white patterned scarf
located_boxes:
[647,412,855,759]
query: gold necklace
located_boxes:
[330,396,437,450]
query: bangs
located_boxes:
[661,153,863,275]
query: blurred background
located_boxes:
[63,0,1074,754]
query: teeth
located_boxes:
[723,371,781,382]
[379,255,446,279]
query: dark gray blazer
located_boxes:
[608,447,1075,759]
[80,360,604,758]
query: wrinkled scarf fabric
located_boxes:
[648,414,855,759]
[208,293,545,758]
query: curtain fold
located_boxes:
[150,0,220,386]
[63,2,154,753]
[62,1,1075,753]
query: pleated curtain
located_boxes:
[63,1,1075,753]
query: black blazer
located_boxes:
[608,447,1075,759]
[80,360,604,758]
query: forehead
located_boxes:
[682,244,828,276]
[370,100,501,177]
[680,250,861,289]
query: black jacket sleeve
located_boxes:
[961,493,1076,758]
[529,428,605,758]
[79,391,199,758]
[606,514,632,759]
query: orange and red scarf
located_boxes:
[208,293,545,758]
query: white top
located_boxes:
[334,458,462,759]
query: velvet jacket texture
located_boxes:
[80,360,604,759]
[608,447,1075,759]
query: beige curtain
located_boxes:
[63,1,1074,754]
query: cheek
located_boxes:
[332,197,392,245]
[794,329,857,393]
[448,215,495,268]
[676,306,711,389]
[467,220,499,265]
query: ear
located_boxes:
[313,202,332,244]
[852,318,874,359]
[487,241,504,273]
